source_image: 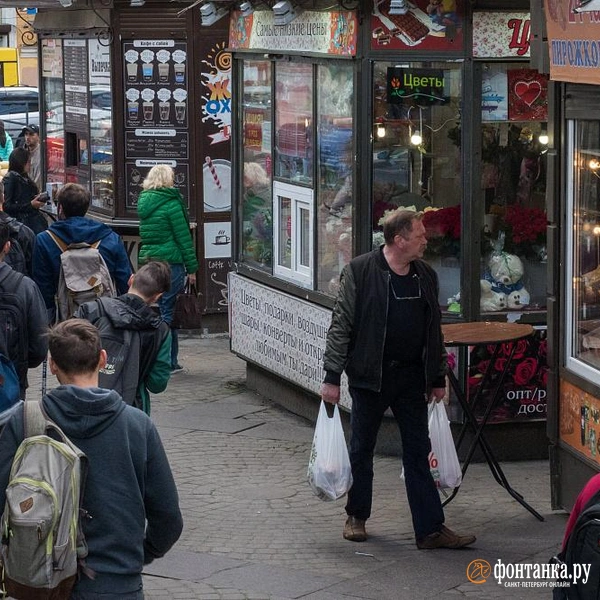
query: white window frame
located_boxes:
[273,181,313,287]
[566,119,600,385]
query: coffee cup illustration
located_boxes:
[143,101,154,121]
[213,234,230,245]
[174,63,185,84]
[142,63,153,82]
[128,101,139,120]
[159,101,170,121]
[175,101,186,122]
[126,63,138,82]
[158,63,170,83]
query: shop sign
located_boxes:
[560,380,600,464]
[229,273,351,409]
[371,0,464,51]
[544,0,600,84]
[229,10,357,56]
[387,67,446,104]
[244,109,263,148]
[472,12,531,58]
[461,326,548,424]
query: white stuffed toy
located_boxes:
[480,279,508,312]
[483,252,530,310]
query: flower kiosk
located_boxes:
[228,2,549,459]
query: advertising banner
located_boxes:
[561,379,600,464]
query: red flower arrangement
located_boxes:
[422,205,461,257]
[503,205,547,246]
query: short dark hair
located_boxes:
[383,209,423,244]
[131,261,171,298]
[48,319,102,375]
[56,183,90,218]
[8,147,29,175]
[0,222,9,249]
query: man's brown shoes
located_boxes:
[343,516,367,542]
[416,525,476,549]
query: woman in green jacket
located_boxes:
[137,164,198,373]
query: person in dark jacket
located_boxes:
[0,222,47,397]
[76,261,172,415]
[0,179,35,276]
[0,319,183,598]
[32,183,132,321]
[321,209,476,550]
[2,146,47,234]
[137,164,198,373]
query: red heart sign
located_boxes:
[514,80,542,107]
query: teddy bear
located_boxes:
[480,279,507,312]
[483,252,531,311]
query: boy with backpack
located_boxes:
[0,221,47,401]
[32,183,132,322]
[76,261,172,414]
[0,319,183,599]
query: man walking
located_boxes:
[0,221,47,398]
[321,209,475,549]
[76,261,172,414]
[0,319,183,597]
[32,183,132,320]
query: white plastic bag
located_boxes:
[307,401,353,501]
[428,401,462,490]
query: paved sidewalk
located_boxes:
[32,335,569,599]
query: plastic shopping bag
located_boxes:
[307,401,353,501]
[428,401,462,490]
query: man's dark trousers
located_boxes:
[345,364,445,540]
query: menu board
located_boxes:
[64,40,89,127]
[125,160,189,209]
[123,40,189,209]
[123,40,188,130]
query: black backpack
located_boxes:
[554,489,600,599]
[0,268,26,400]
[81,298,142,408]
[5,232,26,276]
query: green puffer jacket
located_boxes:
[137,187,199,273]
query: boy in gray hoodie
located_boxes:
[0,319,183,598]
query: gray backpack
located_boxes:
[47,231,116,321]
[0,400,90,599]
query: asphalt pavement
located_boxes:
[31,334,569,600]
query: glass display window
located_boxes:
[316,63,354,295]
[239,58,355,293]
[479,63,548,315]
[566,119,600,380]
[241,59,273,270]
[371,61,462,307]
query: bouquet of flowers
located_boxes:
[422,205,461,258]
[488,205,547,260]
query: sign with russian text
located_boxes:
[387,68,446,105]
[473,12,531,58]
[229,273,351,408]
[465,326,548,424]
[228,10,357,56]
[561,379,600,464]
[544,0,600,84]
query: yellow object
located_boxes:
[0,49,18,86]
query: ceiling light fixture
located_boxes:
[200,2,228,26]
[130,0,145,6]
[273,0,298,26]
[410,130,423,146]
[239,1,253,17]
[58,0,73,7]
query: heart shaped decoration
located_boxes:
[514,80,542,107]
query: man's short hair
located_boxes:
[131,261,171,298]
[56,183,90,218]
[48,319,102,375]
[0,222,9,250]
[383,209,424,244]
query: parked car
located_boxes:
[0,86,39,140]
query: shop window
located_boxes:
[241,59,273,270]
[371,61,462,307]
[274,63,313,184]
[273,182,313,287]
[479,63,548,314]
[566,119,600,380]
[317,63,353,295]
